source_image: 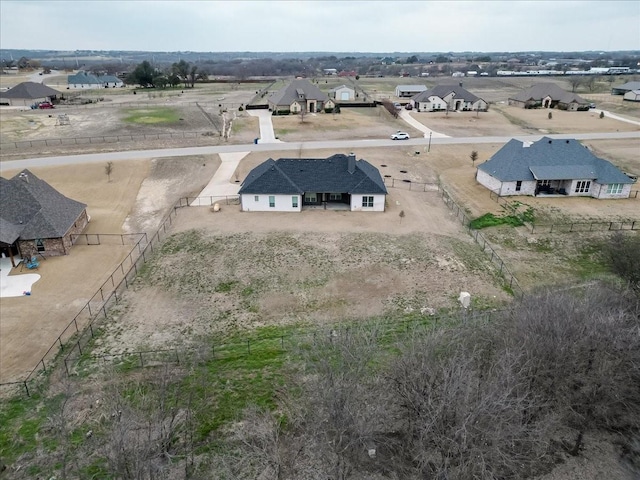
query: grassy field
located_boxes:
[123,107,181,124]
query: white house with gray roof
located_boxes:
[67,71,124,89]
[268,79,335,114]
[238,154,387,212]
[411,84,487,112]
[476,137,636,199]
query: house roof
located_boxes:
[67,71,102,85]
[0,82,61,99]
[477,137,635,184]
[268,79,329,107]
[330,85,354,92]
[0,169,87,244]
[397,85,427,91]
[509,83,588,104]
[238,154,388,195]
[614,81,640,91]
[412,84,482,103]
[100,75,122,83]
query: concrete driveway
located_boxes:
[248,109,283,144]
[190,151,250,205]
[398,109,449,138]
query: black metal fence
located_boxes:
[175,195,240,207]
[382,176,440,192]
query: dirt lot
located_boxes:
[0,155,220,383]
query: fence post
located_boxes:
[40,358,46,373]
[139,352,144,367]
[23,381,30,397]
[247,339,251,355]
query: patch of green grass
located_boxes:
[470,204,534,230]
[123,107,180,124]
[215,280,238,293]
[567,241,610,280]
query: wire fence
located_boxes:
[529,220,640,234]
[0,184,520,398]
[382,176,440,192]
[439,188,525,299]
[0,131,222,150]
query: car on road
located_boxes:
[405,103,413,110]
[589,103,596,109]
[391,131,410,140]
[38,102,54,109]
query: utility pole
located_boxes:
[428,131,432,152]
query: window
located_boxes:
[538,180,551,187]
[329,193,342,201]
[292,196,298,208]
[362,196,374,207]
[254,195,259,202]
[575,181,591,193]
[269,196,275,208]
[606,183,623,194]
[35,239,45,252]
[515,181,522,192]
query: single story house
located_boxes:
[395,85,427,97]
[238,153,387,212]
[476,137,636,199]
[411,84,487,112]
[508,83,589,111]
[0,82,61,106]
[330,85,356,101]
[0,169,89,266]
[611,81,640,96]
[67,71,124,89]
[623,90,640,102]
[267,79,335,114]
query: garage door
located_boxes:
[340,92,350,101]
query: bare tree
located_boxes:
[105,161,114,182]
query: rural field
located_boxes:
[1,74,639,480]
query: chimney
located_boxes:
[18,172,29,183]
[347,153,356,174]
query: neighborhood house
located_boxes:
[411,84,487,112]
[238,154,387,212]
[267,79,335,114]
[67,71,124,89]
[0,169,89,266]
[508,83,589,110]
[329,85,356,101]
[0,82,61,107]
[476,137,636,199]
[395,85,427,98]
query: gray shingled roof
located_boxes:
[412,84,481,103]
[0,169,87,244]
[509,83,588,104]
[615,81,640,91]
[268,79,329,107]
[0,82,61,99]
[238,154,388,195]
[67,71,102,85]
[477,137,634,184]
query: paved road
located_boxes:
[2,131,639,173]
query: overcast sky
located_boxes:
[1,0,639,53]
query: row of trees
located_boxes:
[126,59,204,88]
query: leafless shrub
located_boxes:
[601,232,640,292]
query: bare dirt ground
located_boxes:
[0,155,219,383]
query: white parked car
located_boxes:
[391,131,410,140]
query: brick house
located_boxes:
[0,169,89,266]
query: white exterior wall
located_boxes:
[69,83,103,89]
[334,86,355,100]
[476,170,503,193]
[104,81,123,88]
[595,183,632,199]
[241,194,301,212]
[350,194,386,212]
[418,95,446,111]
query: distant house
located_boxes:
[238,153,387,212]
[267,79,335,114]
[67,71,124,89]
[0,169,89,266]
[623,90,640,102]
[395,85,427,97]
[509,83,589,111]
[476,137,636,199]
[611,81,640,96]
[411,84,487,112]
[323,68,338,75]
[330,85,356,101]
[0,82,61,107]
